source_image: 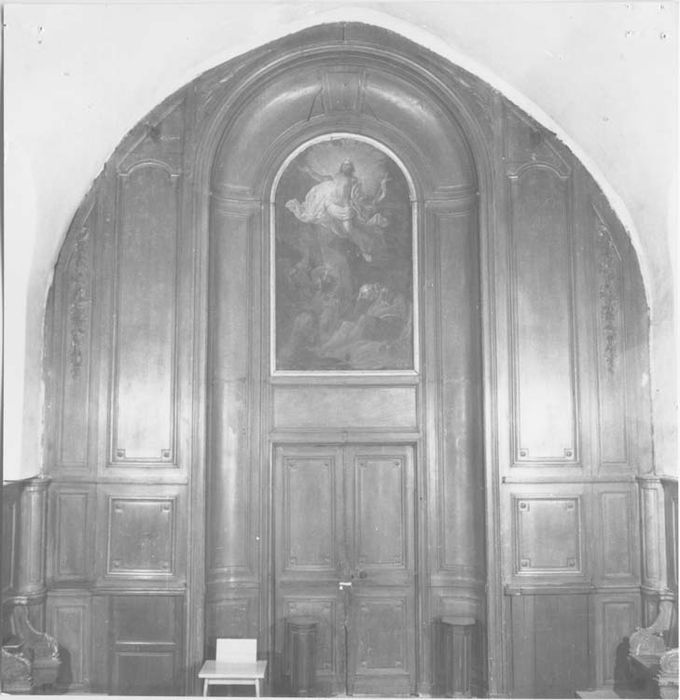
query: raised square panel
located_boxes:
[107,497,175,575]
[514,497,582,574]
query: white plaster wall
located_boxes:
[3,0,678,480]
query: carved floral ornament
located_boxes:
[595,215,620,374]
[68,222,91,379]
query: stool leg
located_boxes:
[203,680,208,697]
[256,679,261,697]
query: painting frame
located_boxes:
[270,132,420,377]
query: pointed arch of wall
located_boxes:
[39,19,658,699]
[9,4,674,488]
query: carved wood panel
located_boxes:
[426,206,484,580]
[107,498,175,576]
[96,485,185,587]
[597,487,637,582]
[513,496,582,575]
[273,386,417,430]
[109,594,183,695]
[283,596,341,688]
[49,485,93,583]
[1,483,19,595]
[594,208,628,467]
[509,167,577,464]
[281,453,340,574]
[510,594,590,698]
[58,202,95,468]
[111,165,179,465]
[594,595,639,687]
[46,592,91,690]
[350,594,412,695]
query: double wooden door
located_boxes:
[274,444,416,695]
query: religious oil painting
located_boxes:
[272,136,416,373]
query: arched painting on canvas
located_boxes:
[272,135,416,373]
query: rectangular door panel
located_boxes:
[349,593,413,696]
[346,445,416,694]
[353,451,409,571]
[274,446,345,694]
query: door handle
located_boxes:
[338,581,353,590]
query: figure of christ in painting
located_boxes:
[285,158,389,263]
[276,145,414,372]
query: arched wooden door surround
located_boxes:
[205,37,486,696]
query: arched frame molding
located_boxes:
[269,132,421,377]
[192,29,502,694]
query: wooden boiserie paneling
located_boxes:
[592,594,639,687]
[273,386,417,430]
[207,200,259,583]
[513,496,582,575]
[510,594,590,698]
[95,485,185,587]
[111,164,179,464]
[58,202,95,468]
[2,482,20,595]
[109,594,183,695]
[597,486,637,583]
[205,594,259,650]
[106,498,176,576]
[46,592,91,690]
[283,596,340,683]
[49,485,93,583]
[509,167,576,464]
[593,208,628,467]
[428,205,484,580]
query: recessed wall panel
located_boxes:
[107,497,176,576]
[601,599,637,686]
[112,166,178,463]
[59,204,95,468]
[514,497,582,574]
[53,489,90,581]
[510,168,576,463]
[600,491,634,579]
[594,213,628,466]
[273,386,416,429]
[46,594,91,689]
